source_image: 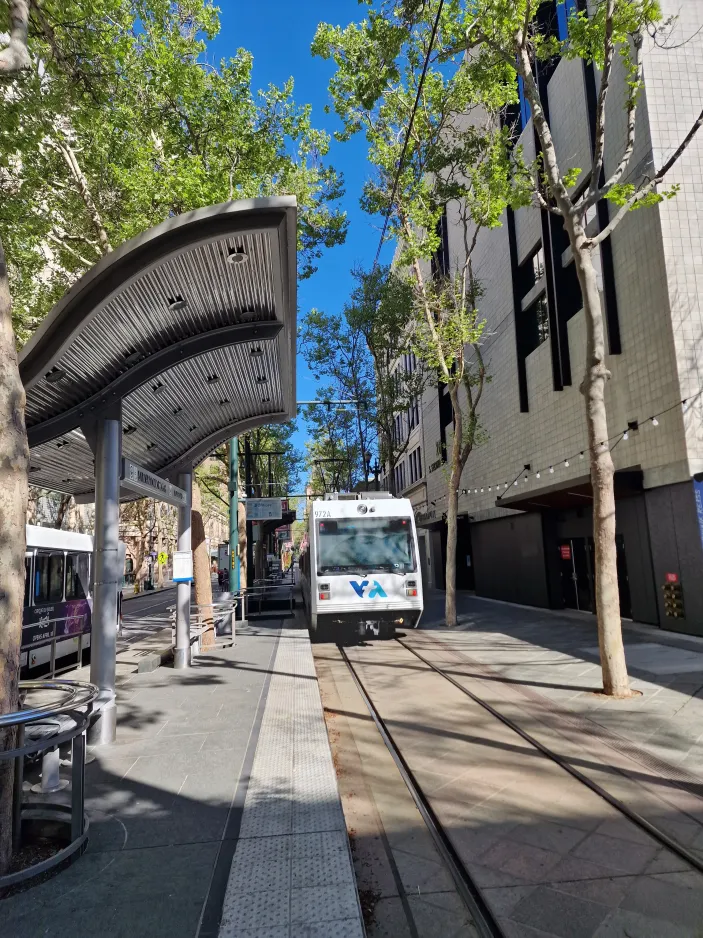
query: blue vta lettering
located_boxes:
[368,581,387,598]
[350,580,369,597]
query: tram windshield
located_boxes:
[317,517,415,574]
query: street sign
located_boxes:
[246,497,283,521]
[172,551,193,583]
[694,476,703,553]
[157,551,168,566]
[121,459,189,508]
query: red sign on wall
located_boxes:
[560,545,571,561]
[665,572,679,584]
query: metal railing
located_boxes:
[0,679,98,888]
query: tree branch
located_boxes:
[591,103,703,246]
[53,137,113,253]
[588,31,644,206]
[588,0,616,199]
[46,232,93,267]
[0,0,30,73]
[515,38,573,216]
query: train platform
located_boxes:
[1,620,363,938]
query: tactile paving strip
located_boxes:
[218,630,364,937]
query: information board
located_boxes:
[172,550,193,583]
[246,498,283,521]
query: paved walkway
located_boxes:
[2,620,362,938]
[420,590,703,780]
[219,630,363,937]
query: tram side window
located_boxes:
[65,553,89,600]
[24,555,32,607]
[34,551,65,604]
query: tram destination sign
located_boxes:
[121,459,189,507]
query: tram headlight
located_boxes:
[406,579,418,597]
[319,583,330,600]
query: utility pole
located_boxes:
[228,438,239,592]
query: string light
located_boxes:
[412,393,697,515]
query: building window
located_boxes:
[431,207,449,280]
[532,247,545,282]
[518,74,531,130]
[556,0,578,41]
[523,295,550,354]
[408,446,423,484]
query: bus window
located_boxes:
[24,554,32,608]
[65,553,89,600]
[34,551,65,604]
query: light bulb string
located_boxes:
[411,391,700,513]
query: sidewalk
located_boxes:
[2,621,363,938]
[420,590,703,783]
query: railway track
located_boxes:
[335,634,703,938]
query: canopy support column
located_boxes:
[88,414,122,745]
[174,469,192,669]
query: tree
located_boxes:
[300,306,377,488]
[190,482,214,648]
[431,0,702,695]
[314,2,515,626]
[344,266,429,494]
[0,0,346,871]
[0,0,31,877]
[305,395,365,493]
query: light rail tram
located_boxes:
[21,525,124,679]
[299,493,424,641]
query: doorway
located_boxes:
[557,535,632,618]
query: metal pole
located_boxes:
[229,439,239,593]
[245,436,254,587]
[174,470,192,669]
[89,416,121,745]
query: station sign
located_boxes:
[246,497,283,521]
[121,459,189,508]
[172,550,193,583]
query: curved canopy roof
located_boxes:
[20,197,297,498]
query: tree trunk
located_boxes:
[238,494,247,588]
[570,229,631,697]
[445,387,462,628]
[0,236,29,874]
[191,484,214,648]
[156,503,164,588]
[54,493,72,528]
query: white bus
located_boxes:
[299,493,424,642]
[22,525,124,679]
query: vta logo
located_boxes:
[349,580,387,598]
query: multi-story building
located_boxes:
[388,0,703,635]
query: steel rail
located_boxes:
[397,636,703,877]
[337,643,504,938]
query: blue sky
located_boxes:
[210,1,389,458]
